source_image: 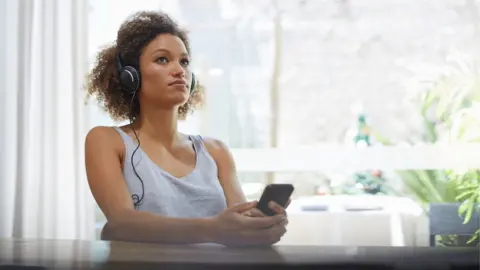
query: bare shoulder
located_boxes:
[200,136,231,158]
[199,136,243,205]
[85,126,125,155]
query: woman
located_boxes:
[84,10,288,247]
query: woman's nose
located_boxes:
[170,62,185,77]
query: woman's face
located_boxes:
[137,33,192,109]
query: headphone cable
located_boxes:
[128,92,145,209]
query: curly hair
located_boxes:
[85,11,203,121]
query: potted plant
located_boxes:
[452,170,480,245]
[374,52,480,246]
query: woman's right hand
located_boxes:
[210,201,287,247]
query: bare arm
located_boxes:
[85,127,214,244]
[203,138,292,217]
[203,138,247,207]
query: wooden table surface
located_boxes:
[0,238,478,270]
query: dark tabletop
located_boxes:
[0,238,478,270]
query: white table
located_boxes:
[277,195,429,246]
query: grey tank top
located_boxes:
[113,127,228,218]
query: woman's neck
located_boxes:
[133,107,180,146]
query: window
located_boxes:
[88,0,480,239]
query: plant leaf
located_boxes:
[466,229,480,244]
[456,189,475,201]
[459,199,475,223]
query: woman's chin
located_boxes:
[169,95,190,107]
[161,90,188,101]
[148,93,189,109]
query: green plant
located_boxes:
[374,52,480,245]
[448,104,480,244]
[397,170,459,206]
[452,170,480,244]
[373,135,458,211]
[413,52,480,127]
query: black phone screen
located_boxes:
[255,184,294,216]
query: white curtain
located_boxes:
[0,0,95,240]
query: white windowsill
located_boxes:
[230,145,480,172]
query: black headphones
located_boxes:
[115,52,196,94]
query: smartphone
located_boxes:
[256,184,294,216]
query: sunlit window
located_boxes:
[88,0,480,242]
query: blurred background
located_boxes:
[1,0,479,247]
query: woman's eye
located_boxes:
[156,57,168,63]
[180,59,190,66]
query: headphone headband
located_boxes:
[115,52,124,75]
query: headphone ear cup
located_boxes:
[119,65,140,93]
[190,72,196,93]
